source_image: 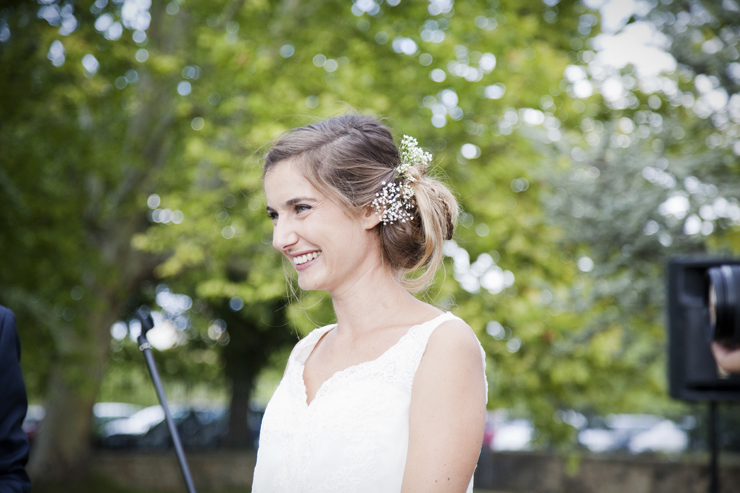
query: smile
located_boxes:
[293,251,322,265]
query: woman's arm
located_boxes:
[402,319,487,493]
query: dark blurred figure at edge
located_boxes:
[0,305,31,493]
[712,342,740,374]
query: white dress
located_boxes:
[252,312,487,493]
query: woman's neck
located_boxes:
[329,266,434,337]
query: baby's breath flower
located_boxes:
[372,135,431,225]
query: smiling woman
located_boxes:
[263,115,457,292]
[254,115,487,493]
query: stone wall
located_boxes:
[475,450,740,493]
[92,451,256,492]
[93,449,740,492]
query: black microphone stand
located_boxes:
[135,308,197,493]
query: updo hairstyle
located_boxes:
[264,115,458,292]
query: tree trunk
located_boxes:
[225,375,255,449]
[26,2,183,482]
[219,302,294,449]
[27,307,116,482]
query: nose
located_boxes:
[272,217,298,252]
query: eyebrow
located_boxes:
[265,196,318,212]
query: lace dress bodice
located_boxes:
[252,312,487,493]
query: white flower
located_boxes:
[371,135,431,225]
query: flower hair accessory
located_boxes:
[372,135,432,225]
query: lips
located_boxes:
[293,251,321,265]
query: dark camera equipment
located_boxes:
[135,307,197,493]
[667,259,740,401]
[706,265,740,345]
[667,259,740,493]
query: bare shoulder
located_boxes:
[414,316,486,400]
[425,317,483,363]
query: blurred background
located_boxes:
[2,0,740,491]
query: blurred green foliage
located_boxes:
[2,0,740,482]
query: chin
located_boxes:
[297,275,323,292]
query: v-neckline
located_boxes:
[299,312,450,407]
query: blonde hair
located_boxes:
[264,115,458,292]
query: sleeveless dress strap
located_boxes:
[402,312,460,381]
[288,324,336,370]
[416,311,460,338]
[412,312,488,403]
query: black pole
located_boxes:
[136,309,197,493]
[709,400,719,493]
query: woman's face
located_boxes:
[264,159,381,294]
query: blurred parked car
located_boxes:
[97,404,234,450]
[484,410,690,455]
[493,419,535,451]
[484,411,535,451]
[627,419,689,454]
[92,402,142,444]
[98,405,169,449]
[24,401,264,451]
[93,402,142,425]
[578,414,688,454]
[138,406,229,450]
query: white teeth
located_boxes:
[293,251,321,265]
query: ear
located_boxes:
[360,205,382,230]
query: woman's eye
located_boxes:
[267,211,278,220]
[295,204,311,213]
